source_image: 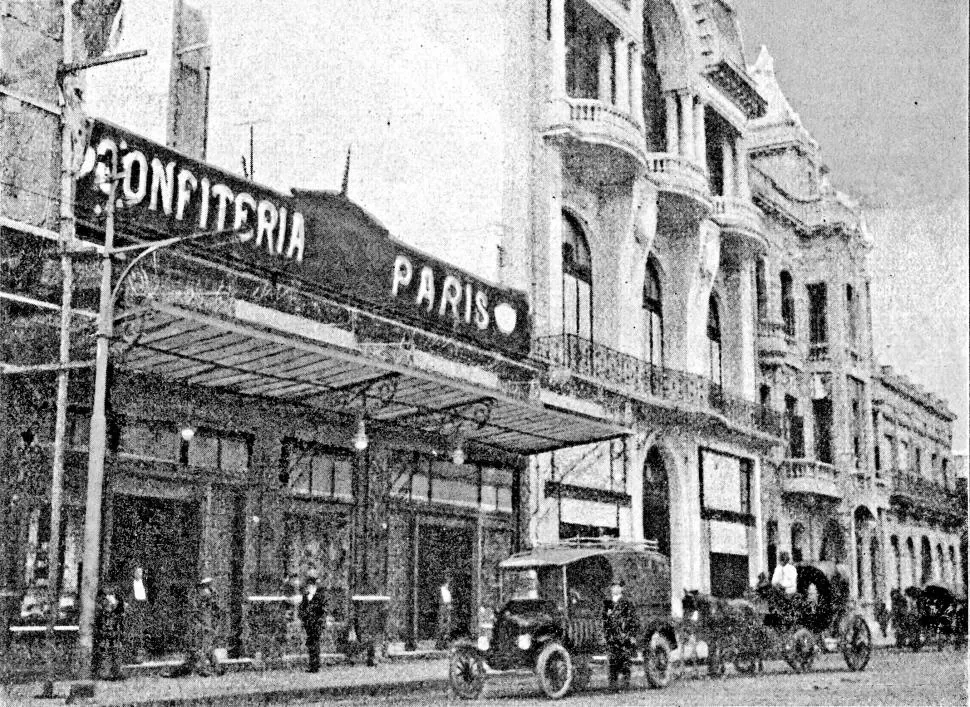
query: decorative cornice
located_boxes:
[704,59,767,119]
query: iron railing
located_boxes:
[533,333,783,437]
[890,469,963,512]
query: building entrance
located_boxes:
[107,495,202,656]
[416,522,473,642]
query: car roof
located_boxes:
[499,539,663,569]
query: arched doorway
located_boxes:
[820,518,846,562]
[854,506,878,601]
[790,522,805,563]
[643,446,670,556]
[766,519,778,575]
[921,537,933,585]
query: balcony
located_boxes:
[756,320,800,369]
[711,196,767,250]
[780,459,840,499]
[643,153,711,211]
[533,333,782,438]
[547,97,646,175]
[890,470,964,520]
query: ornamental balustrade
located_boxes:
[711,195,765,234]
[890,469,962,511]
[533,333,782,437]
[566,98,641,134]
[781,459,839,483]
[643,153,710,199]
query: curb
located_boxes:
[109,678,450,707]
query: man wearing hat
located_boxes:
[299,572,327,672]
[603,579,638,690]
[171,577,220,677]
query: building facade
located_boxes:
[1,0,964,667]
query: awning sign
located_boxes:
[74,120,531,358]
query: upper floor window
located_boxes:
[846,283,859,350]
[565,0,615,102]
[849,377,865,468]
[643,259,663,367]
[707,294,722,385]
[755,258,767,322]
[780,270,795,338]
[807,282,828,357]
[562,210,593,340]
[785,395,804,458]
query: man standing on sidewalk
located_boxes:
[436,574,452,649]
[127,566,150,663]
[299,573,327,673]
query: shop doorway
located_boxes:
[416,523,473,642]
[107,495,202,656]
[642,446,670,556]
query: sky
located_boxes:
[733,0,970,452]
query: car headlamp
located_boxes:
[517,633,532,650]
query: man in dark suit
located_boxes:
[96,584,126,681]
[603,579,639,690]
[299,574,327,672]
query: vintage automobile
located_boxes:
[448,538,678,700]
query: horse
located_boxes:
[680,590,766,677]
[916,585,965,650]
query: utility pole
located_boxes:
[38,0,76,696]
[76,172,117,678]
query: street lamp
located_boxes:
[75,166,250,677]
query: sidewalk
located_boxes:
[3,657,451,706]
[1,628,901,707]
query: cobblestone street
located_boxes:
[325,649,968,707]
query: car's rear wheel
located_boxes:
[643,632,673,688]
[535,641,573,700]
[449,646,486,700]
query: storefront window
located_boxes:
[282,439,352,500]
[119,421,179,462]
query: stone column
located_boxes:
[614,38,629,112]
[694,97,707,173]
[664,92,679,154]
[721,137,734,197]
[679,92,694,160]
[598,43,613,103]
[630,44,643,124]
[550,0,566,97]
[735,136,750,200]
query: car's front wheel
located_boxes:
[535,641,573,700]
[448,645,486,699]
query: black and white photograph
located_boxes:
[0,1,966,705]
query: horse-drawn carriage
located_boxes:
[684,561,872,675]
[448,539,678,700]
[900,584,968,651]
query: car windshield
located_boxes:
[501,567,562,604]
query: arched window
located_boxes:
[707,293,722,385]
[562,211,593,340]
[781,270,795,337]
[755,257,767,322]
[937,544,946,584]
[643,259,663,368]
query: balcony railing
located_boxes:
[890,469,963,513]
[780,459,840,499]
[643,153,710,203]
[533,333,782,437]
[756,320,798,366]
[550,97,646,166]
[711,196,766,237]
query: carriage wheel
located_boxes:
[643,633,673,689]
[536,641,573,700]
[784,628,816,673]
[841,615,872,671]
[449,646,486,700]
